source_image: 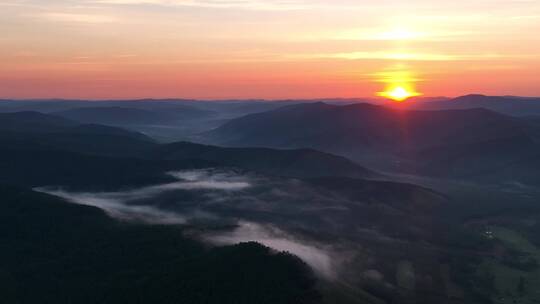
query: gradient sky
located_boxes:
[1,0,540,99]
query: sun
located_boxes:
[378,85,421,102]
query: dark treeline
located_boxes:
[0,186,320,304]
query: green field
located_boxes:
[475,227,540,304]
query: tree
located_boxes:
[517,276,526,297]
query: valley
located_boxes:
[1,97,540,303]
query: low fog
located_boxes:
[203,221,338,279]
[37,169,343,278]
[37,169,251,224]
[37,168,441,281]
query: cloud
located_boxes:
[330,27,478,42]
[90,0,311,10]
[295,51,507,62]
[40,12,118,23]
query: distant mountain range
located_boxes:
[0,99,298,119]
[0,111,378,190]
[54,106,213,125]
[205,102,534,154]
[2,94,539,117]
[204,101,540,184]
[0,99,308,142]
[2,95,540,185]
[399,94,540,116]
[0,111,155,156]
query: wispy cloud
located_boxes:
[298,51,507,62]
[90,0,311,10]
[40,12,118,23]
[330,27,478,42]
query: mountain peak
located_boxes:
[458,94,488,99]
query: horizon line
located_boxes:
[3,94,535,102]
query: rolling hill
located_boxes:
[150,141,377,179]
[0,111,77,132]
[0,99,214,116]
[206,102,533,155]
[0,111,379,182]
[403,94,540,116]
[204,102,540,184]
[0,185,319,304]
[0,111,156,157]
[54,106,185,125]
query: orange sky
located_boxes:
[1,0,540,99]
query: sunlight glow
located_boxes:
[378,85,421,102]
[375,67,422,102]
[376,27,425,41]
